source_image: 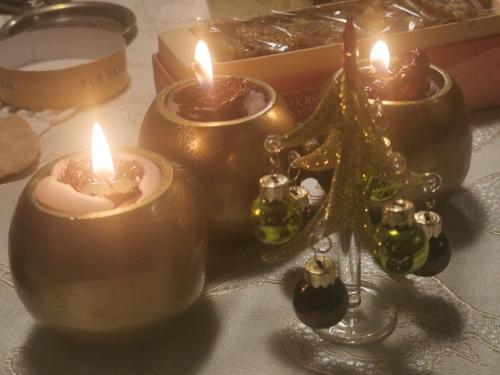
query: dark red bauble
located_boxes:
[293,278,349,329]
[413,233,451,277]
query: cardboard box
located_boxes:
[154,2,500,120]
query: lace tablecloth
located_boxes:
[1,1,500,374]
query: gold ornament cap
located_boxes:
[259,174,289,202]
[304,256,337,288]
[414,210,442,239]
[382,199,415,227]
[290,185,309,211]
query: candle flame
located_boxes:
[194,40,213,90]
[370,40,390,72]
[91,122,115,179]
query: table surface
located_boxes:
[1,1,500,374]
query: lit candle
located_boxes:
[363,41,435,101]
[166,40,267,121]
[10,123,207,338]
[35,122,161,214]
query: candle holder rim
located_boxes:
[334,61,453,106]
[26,146,174,220]
[155,74,277,128]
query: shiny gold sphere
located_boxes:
[9,148,206,340]
[139,76,296,242]
[335,64,472,196]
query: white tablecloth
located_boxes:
[1,1,500,374]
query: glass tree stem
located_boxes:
[337,231,361,308]
[314,232,397,344]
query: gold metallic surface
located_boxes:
[304,256,336,288]
[414,210,442,239]
[9,147,206,340]
[260,174,289,202]
[139,76,296,242]
[382,199,416,227]
[335,64,472,194]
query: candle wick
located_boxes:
[372,60,387,74]
[191,62,213,93]
[191,62,202,78]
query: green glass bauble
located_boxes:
[251,174,303,245]
[372,199,429,275]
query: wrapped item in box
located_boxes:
[154,0,500,120]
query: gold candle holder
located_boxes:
[9,147,206,340]
[335,63,472,195]
[139,75,296,243]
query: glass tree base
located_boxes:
[314,281,397,345]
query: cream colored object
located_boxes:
[0,28,128,110]
[35,152,162,215]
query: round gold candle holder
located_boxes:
[9,147,206,340]
[139,75,296,243]
[335,63,472,196]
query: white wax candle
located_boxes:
[243,89,266,116]
[35,152,161,215]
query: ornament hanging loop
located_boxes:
[287,150,302,188]
[425,198,436,219]
[265,135,284,175]
[309,222,333,265]
[422,172,441,195]
[422,172,441,218]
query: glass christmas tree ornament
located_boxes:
[293,256,349,329]
[373,199,429,275]
[413,210,451,277]
[250,174,303,245]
